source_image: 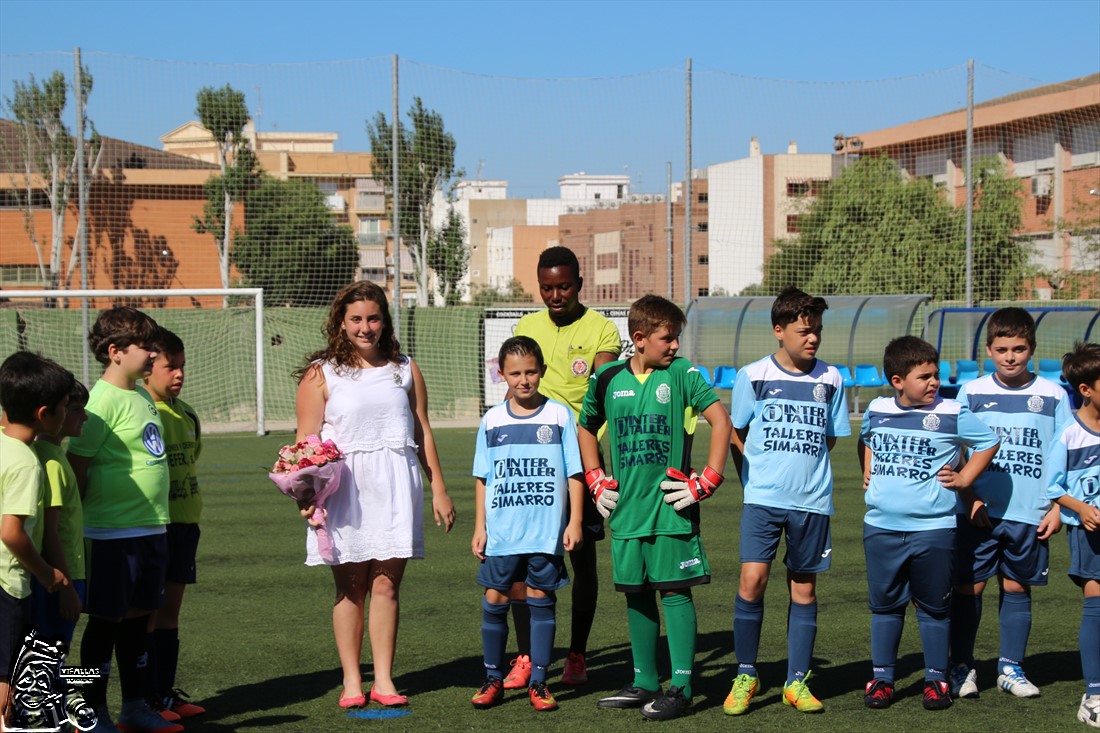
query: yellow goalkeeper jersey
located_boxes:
[515,307,622,419]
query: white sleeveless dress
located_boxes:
[304,357,425,565]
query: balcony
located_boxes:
[355,192,385,213]
[324,193,347,212]
[358,232,385,246]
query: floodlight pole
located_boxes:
[391,54,402,334]
[666,161,673,298]
[74,47,90,385]
[964,59,975,308]
[684,58,693,307]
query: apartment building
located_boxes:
[854,73,1100,297]
[161,121,413,301]
[707,139,834,297]
[0,119,232,308]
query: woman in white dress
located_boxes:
[294,281,456,708]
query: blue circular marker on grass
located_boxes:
[348,709,412,720]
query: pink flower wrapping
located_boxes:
[269,435,345,562]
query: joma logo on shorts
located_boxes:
[679,558,701,570]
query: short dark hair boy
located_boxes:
[859,336,999,711]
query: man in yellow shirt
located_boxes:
[511,246,622,687]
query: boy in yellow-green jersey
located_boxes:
[143,328,206,719]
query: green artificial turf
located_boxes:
[72,425,1087,732]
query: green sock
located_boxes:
[662,591,697,698]
[625,591,661,691]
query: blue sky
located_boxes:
[3,0,1098,80]
[1,0,1098,196]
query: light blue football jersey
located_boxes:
[862,396,999,531]
[472,398,583,556]
[731,355,851,515]
[1045,415,1100,527]
[956,374,1073,524]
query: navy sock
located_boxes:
[949,591,981,667]
[482,599,510,679]
[527,595,555,684]
[154,628,180,698]
[787,600,817,684]
[115,615,150,701]
[870,608,905,683]
[734,594,763,678]
[79,617,118,706]
[1082,597,1100,696]
[916,606,950,682]
[998,590,1031,668]
[510,599,531,658]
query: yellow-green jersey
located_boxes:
[515,308,622,419]
[32,440,84,580]
[579,357,719,539]
[68,380,169,530]
[157,396,202,524]
[0,431,46,599]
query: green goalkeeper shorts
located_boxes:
[611,533,711,592]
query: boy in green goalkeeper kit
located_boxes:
[578,294,731,721]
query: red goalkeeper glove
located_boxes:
[585,467,620,519]
[660,466,723,510]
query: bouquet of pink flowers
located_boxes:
[269,435,345,562]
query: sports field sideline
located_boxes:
[77,424,1088,732]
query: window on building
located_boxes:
[786,215,801,234]
[698,254,709,266]
[594,193,601,200]
[787,181,809,197]
[1013,130,1056,177]
[696,222,708,232]
[0,265,46,286]
[617,185,624,199]
[698,287,709,297]
[697,192,708,203]
[1071,121,1100,167]
[358,218,384,245]
[0,189,49,209]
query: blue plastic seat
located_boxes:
[837,365,856,389]
[695,365,714,386]
[1038,358,1066,385]
[852,363,885,412]
[954,360,979,385]
[713,365,737,389]
[939,360,953,384]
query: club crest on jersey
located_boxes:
[536,425,553,444]
[813,383,828,403]
[655,383,671,405]
[142,423,166,457]
[571,357,589,377]
[922,413,941,431]
[147,402,158,417]
[1026,395,1044,413]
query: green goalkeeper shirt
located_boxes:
[579,356,719,539]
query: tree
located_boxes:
[367,97,464,306]
[1044,186,1100,299]
[749,155,1027,301]
[6,68,101,293]
[469,278,534,306]
[230,177,358,307]
[192,85,252,294]
[429,206,468,305]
